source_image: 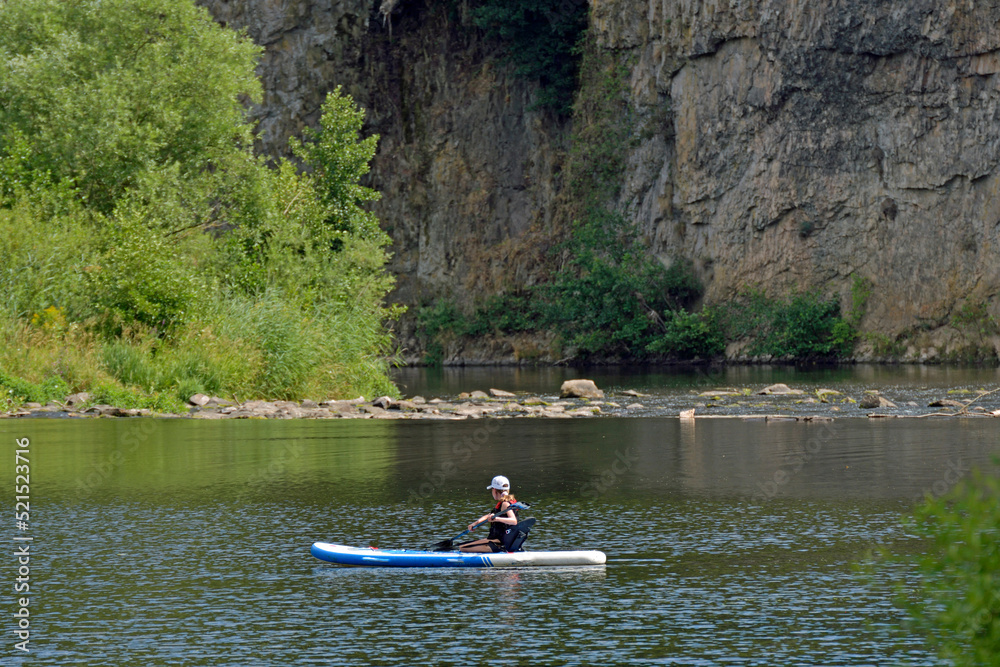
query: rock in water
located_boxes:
[372,396,396,409]
[858,394,881,409]
[928,399,965,408]
[757,384,804,395]
[560,379,604,399]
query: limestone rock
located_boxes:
[859,393,896,409]
[490,388,516,398]
[65,392,90,407]
[372,396,396,409]
[560,379,604,399]
[189,393,211,407]
[757,384,804,395]
[858,394,880,409]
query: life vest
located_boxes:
[487,499,518,541]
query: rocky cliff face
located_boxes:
[200,0,1000,360]
[201,0,565,317]
[594,0,1000,358]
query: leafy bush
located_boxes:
[0,196,97,319]
[714,288,847,358]
[0,0,400,402]
[88,215,205,332]
[416,300,467,365]
[0,0,261,213]
[291,86,382,241]
[89,382,187,414]
[648,310,725,360]
[896,467,1000,666]
[0,368,69,405]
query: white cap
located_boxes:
[487,475,510,491]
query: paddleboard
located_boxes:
[311,542,606,568]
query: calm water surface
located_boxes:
[3,366,999,666]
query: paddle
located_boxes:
[430,501,530,550]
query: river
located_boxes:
[3,365,998,665]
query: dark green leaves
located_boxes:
[471,0,588,114]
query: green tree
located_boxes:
[0,0,261,213]
[899,468,1000,666]
[0,0,399,401]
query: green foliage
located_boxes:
[0,195,97,319]
[416,300,467,365]
[714,288,848,358]
[566,42,634,204]
[418,225,705,362]
[291,86,382,241]
[898,467,1000,666]
[824,274,872,355]
[87,214,204,332]
[0,367,69,405]
[0,0,399,402]
[864,331,906,358]
[542,215,702,357]
[952,301,999,338]
[0,0,261,213]
[89,381,187,414]
[848,274,873,325]
[471,0,588,114]
[648,310,725,360]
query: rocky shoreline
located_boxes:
[4,380,1000,421]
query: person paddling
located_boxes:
[458,475,519,553]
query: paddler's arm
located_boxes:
[468,512,492,532]
[490,503,518,526]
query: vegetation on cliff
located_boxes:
[0,0,398,410]
[415,29,866,365]
[467,0,588,114]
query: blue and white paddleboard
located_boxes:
[311,542,606,568]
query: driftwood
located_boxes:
[912,388,1000,418]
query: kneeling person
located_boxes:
[459,475,519,553]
